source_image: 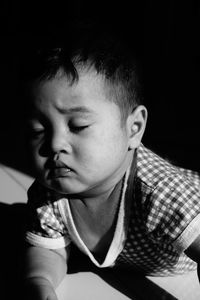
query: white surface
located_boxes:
[1,164,200,299]
[56,272,131,300]
[149,272,200,300]
[0,164,33,203]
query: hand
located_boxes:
[22,277,58,300]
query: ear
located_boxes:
[126,105,147,150]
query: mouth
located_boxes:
[50,167,72,178]
[47,160,73,179]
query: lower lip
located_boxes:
[49,168,72,178]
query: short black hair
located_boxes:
[21,22,144,122]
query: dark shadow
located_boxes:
[0,202,177,300]
[0,203,28,300]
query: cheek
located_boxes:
[75,130,128,168]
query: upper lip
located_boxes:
[54,161,70,168]
[46,160,72,170]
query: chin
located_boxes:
[46,180,84,196]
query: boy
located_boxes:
[22,24,200,300]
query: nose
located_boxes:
[50,128,72,155]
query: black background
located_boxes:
[1,0,200,174]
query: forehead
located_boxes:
[31,69,114,114]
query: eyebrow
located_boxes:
[57,106,95,115]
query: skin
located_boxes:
[24,67,148,300]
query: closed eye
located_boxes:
[69,124,90,133]
[27,127,45,139]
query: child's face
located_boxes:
[29,69,134,196]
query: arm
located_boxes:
[22,244,70,300]
[185,234,200,282]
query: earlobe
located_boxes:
[127,105,147,150]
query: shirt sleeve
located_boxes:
[146,170,200,253]
[25,180,71,249]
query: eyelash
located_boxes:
[69,124,89,132]
[28,124,89,138]
[28,128,44,138]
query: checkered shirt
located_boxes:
[26,182,68,239]
[115,144,200,276]
[26,144,200,276]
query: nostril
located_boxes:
[53,152,60,161]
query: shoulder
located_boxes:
[26,180,69,241]
[27,180,66,231]
[136,144,196,187]
[135,145,200,241]
[136,144,200,190]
